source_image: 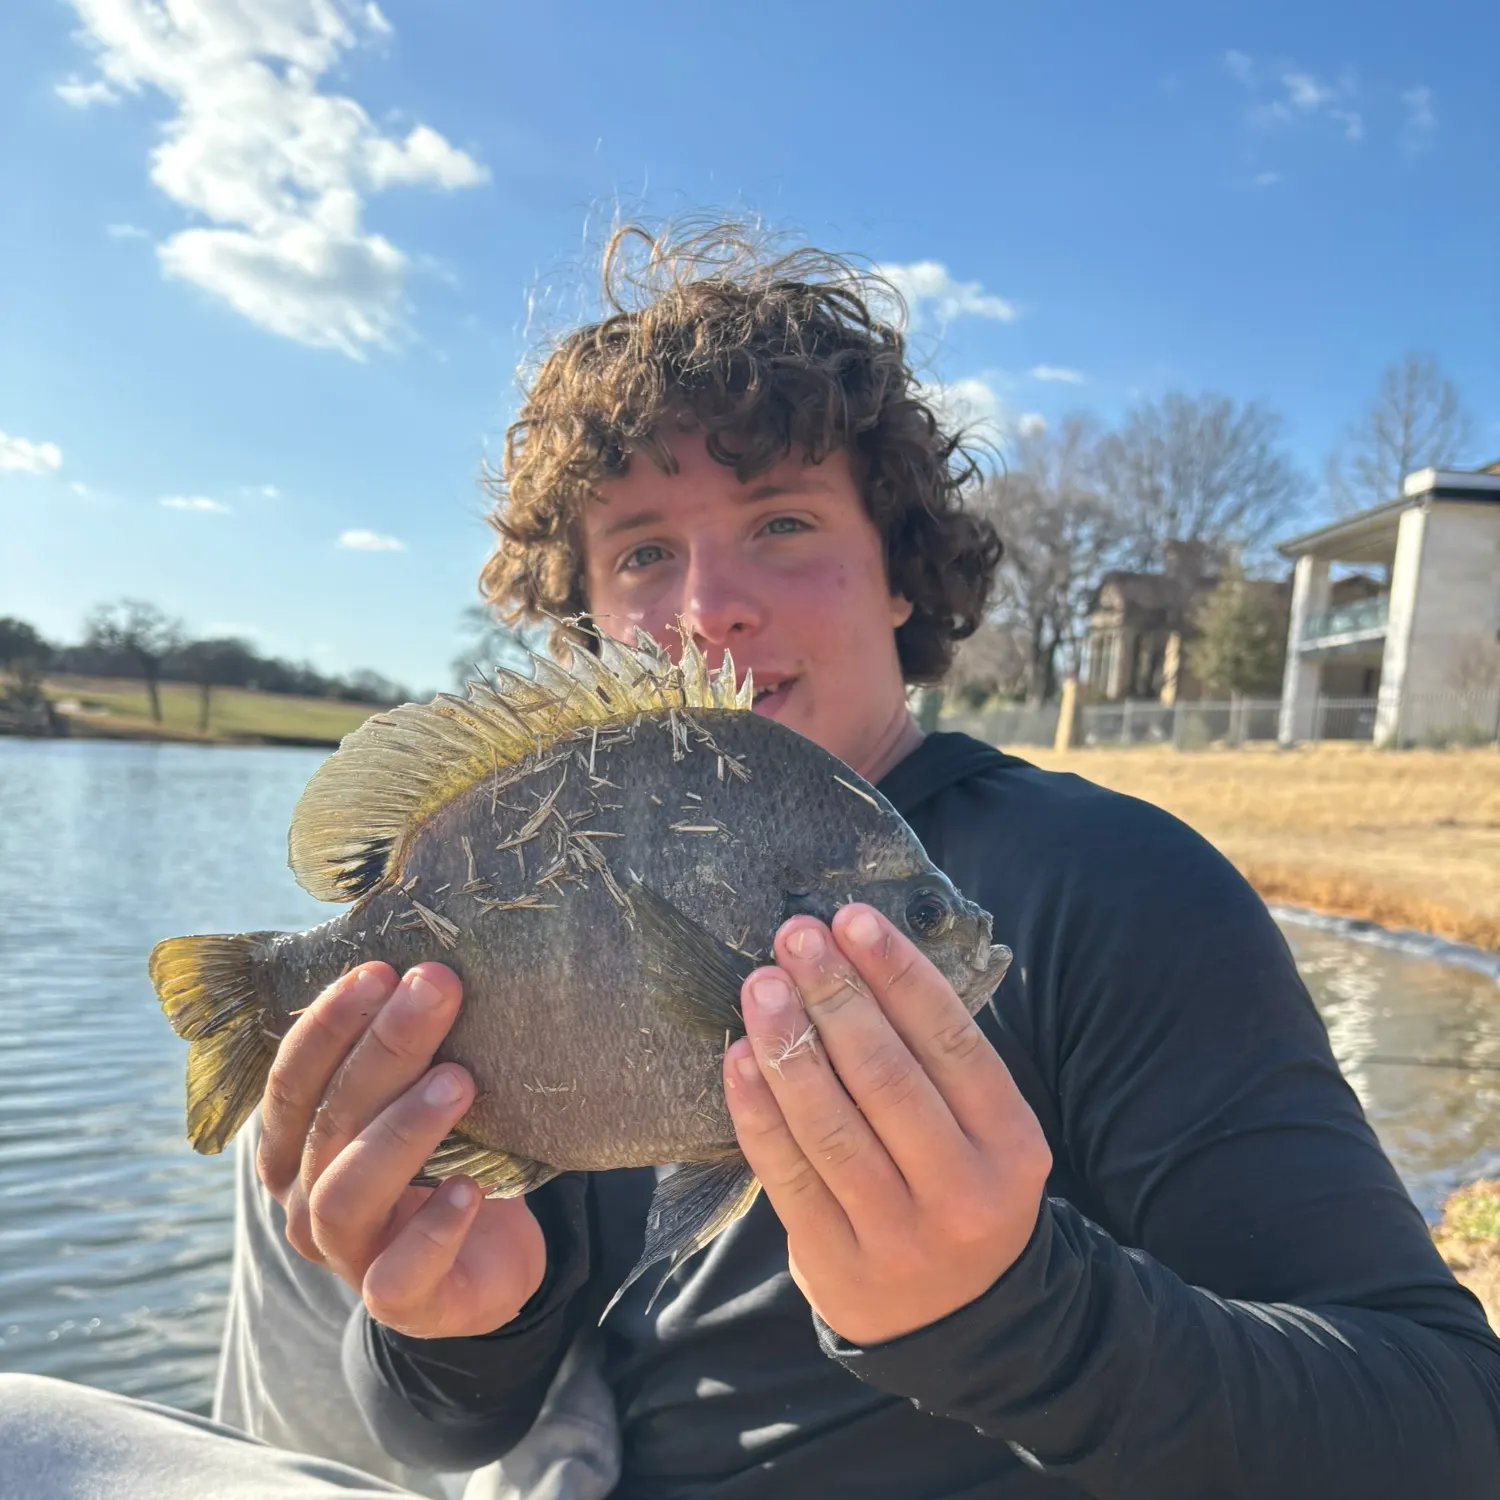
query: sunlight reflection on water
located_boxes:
[2,738,1496,1412]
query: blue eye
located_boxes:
[622,543,666,570]
[763,516,808,535]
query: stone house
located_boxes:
[1277,463,1500,746]
[1083,540,1221,703]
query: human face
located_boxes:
[581,430,921,783]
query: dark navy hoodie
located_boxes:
[350,733,1500,1498]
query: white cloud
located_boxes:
[1029,365,1085,384]
[70,480,93,496]
[161,494,232,512]
[1223,50,1254,86]
[0,431,63,474]
[1016,413,1047,438]
[1253,170,1283,188]
[1402,85,1436,153]
[876,261,1015,331]
[60,0,489,359]
[1283,72,1334,111]
[1231,55,1363,146]
[338,527,405,551]
[106,222,149,239]
[1329,108,1364,142]
[56,75,121,108]
[244,483,280,499]
[922,377,1005,440]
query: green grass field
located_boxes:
[43,674,381,745]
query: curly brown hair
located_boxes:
[479,219,1003,683]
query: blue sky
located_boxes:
[2,0,1496,694]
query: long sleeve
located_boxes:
[342,1172,598,1470]
[823,768,1500,1497]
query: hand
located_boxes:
[723,905,1051,1347]
[256,962,547,1339]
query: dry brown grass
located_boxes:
[1018,743,1500,951]
[1432,1181,1500,1331]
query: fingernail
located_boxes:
[446,1179,476,1212]
[788,924,824,959]
[348,967,387,1002]
[424,1069,463,1106]
[846,910,882,949]
[406,971,444,1009]
[735,1050,762,1083]
[749,972,795,1018]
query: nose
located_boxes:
[681,545,766,653]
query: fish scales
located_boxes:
[255,711,932,1170]
[148,629,1010,1303]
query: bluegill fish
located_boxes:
[149,631,1009,1293]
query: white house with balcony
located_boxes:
[1277,464,1500,746]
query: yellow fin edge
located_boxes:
[288,622,753,904]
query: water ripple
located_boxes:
[2,739,1498,1415]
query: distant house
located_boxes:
[1083,540,1221,703]
[1083,540,1294,704]
[1276,464,1500,746]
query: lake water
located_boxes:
[2,738,1498,1414]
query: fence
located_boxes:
[944,689,1500,751]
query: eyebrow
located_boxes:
[596,478,833,539]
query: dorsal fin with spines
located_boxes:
[287,628,753,904]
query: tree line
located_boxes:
[0,599,412,730]
[954,351,1481,706]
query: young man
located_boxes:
[6,222,1499,1499]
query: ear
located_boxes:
[889,593,914,628]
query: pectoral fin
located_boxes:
[601,1154,761,1322]
[630,880,754,1039]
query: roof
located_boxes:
[1278,467,1500,560]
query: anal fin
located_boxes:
[413,1129,559,1198]
[601,1154,761,1322]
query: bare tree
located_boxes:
[177,637,255,733]
[1326,352,1477,514]
[980,415,1123,704]
[85,599,184,724]
[1095,392,1304,572]
[946,619,1030,708]
[0,617,50,674]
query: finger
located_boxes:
[723,1039,856,1255]
[773,917,968,1186]
[258,963,397,1200]
[738,966,908,1219]
[363,1185,543,1340]
[831,905,1028,1149]
[300,963,462,1196]
[361,1176,479,1336]
[309,1063,474,1278]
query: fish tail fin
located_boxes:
[149,932,282,1156]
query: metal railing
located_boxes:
[1301,594,1389,644]
[944,689,1500,749]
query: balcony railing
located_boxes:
[1301,594,1389,644]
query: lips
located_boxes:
[750,677,797,718]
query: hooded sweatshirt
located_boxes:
[348,733,1500,1499]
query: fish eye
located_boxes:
[904,887,953,940]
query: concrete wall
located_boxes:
[1278,554,1331,742]
[1377,501,1500,744]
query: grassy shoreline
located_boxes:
[1434,1182,1500,1330]
[1015,742,1500,953]
[23,673,379,748]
